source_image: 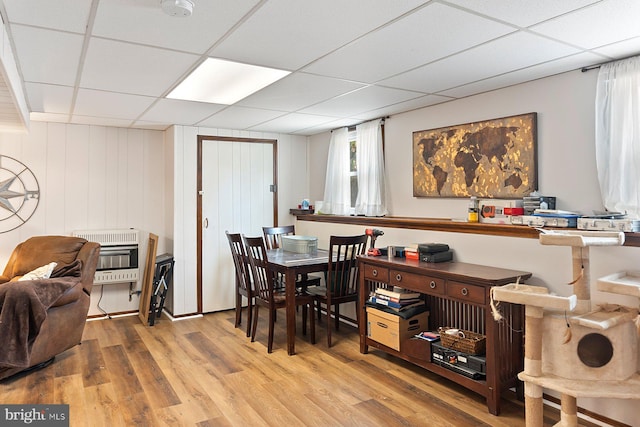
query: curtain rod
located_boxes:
[331,116,388,133]
[581,53,640,73]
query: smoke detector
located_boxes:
[161,0,194,17]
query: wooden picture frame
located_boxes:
[412,112,537,198]
[138,233,159,326]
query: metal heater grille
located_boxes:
[72,229,139,246]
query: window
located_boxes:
[323,119,388,217]
[349,130,358,211]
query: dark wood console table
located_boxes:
[357,255,532,415]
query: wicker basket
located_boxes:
[438,327,486,355]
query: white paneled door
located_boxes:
[200,138,275,313]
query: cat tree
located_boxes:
[492,230,640,427]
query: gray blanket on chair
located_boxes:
[0,277,79,368]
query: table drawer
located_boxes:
[390,270,445,295]
[363,264,389,282]
[446,281,485,305]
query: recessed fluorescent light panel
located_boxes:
[167,58,290,105]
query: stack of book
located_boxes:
[368,287,423,312]
[404,243,419,260]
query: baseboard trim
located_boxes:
[87,310,138,320]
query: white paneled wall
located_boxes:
[168,125,310,316]
[0,121,166,316]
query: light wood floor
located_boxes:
[0,309,595,426]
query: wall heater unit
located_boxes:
[72,229,140,284]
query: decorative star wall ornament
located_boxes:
[0,155,40,233]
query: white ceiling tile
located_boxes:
[25,82,74,114]
[300,86,424,117]
[352,95,455,120]
[210,0,430,70]
[439,52,606,98]
[92,0,261,54]
[380,31,581,93]
[139,98,226,125]
[196,106,285,130]
[3,0,92,33]
[80,38,199,97]
[248,113,341,134]
[73,89,155,120]
[11,25,83,86]
[237,73,365,111]
[293,118,363,135]
[530,0,640,49]
[303,2,516,83]
[444,0,601,27]
[592,36,640,59]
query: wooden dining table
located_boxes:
[266,248,331,355]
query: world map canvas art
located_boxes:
[413,112,537,198]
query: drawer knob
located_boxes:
[372,269,378,277]
[461,287,469,296]
[429,280,436,289]
[396,273,402,281]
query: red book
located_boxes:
[405,250,419,260]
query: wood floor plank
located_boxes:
[221,370,306,426]
[197,375,270,427]
[153,352,224,422]
[101,345,144,398]
[0,310,610,427]
[52,346,82,378]
[21,367,55,403]
[80,338,111,387]
[53,374,87,426]
[353,398,419,427]
[261,377,342,427]
[127,349,181,408]
[184,331,244,376]
[82,383,127,427]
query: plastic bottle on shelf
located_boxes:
[468,196,479,223]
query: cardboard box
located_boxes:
[366,307,429,351]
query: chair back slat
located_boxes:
[243,235,275,302]
[327,235,368,298]
[226,231,251,293]
[262,225,295,250]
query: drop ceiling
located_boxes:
[1,0,639,136]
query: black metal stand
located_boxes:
[148,253,174,326]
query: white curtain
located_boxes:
[595,56,640,217]
[322,127,351,215]
[355,119,388,216]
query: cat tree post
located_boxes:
[571,246,590,313]
[524,305,544,427]
[492,284,578,427]
[560,395,578,426]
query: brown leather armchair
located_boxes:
[0,236,100,380]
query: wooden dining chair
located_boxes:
[262,225,295,250]
[243,235,316,353]
[307,234,368,347]
[226,231,254,337]
[262,225,321,291]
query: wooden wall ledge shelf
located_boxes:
[294,214,640,247]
